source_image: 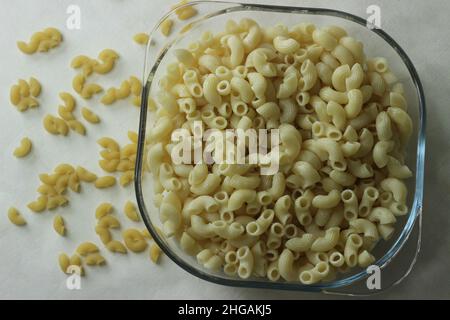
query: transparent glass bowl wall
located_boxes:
[135,1,426,294]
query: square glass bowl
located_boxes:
[134,1,426,295]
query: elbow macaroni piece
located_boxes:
[13,137,32,158]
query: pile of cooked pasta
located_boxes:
[147,19,413,284]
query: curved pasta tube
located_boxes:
[230,77,254,103]
[242,23,263,53]
[277,72,298,99]
[247,72,267,99]
[285,233,316,252]
[278,249,299,281]
[229,175,260,189]
[236,246,254,279]
[380,177,407,204]
[344,233,363,267]
[211,221,244,240]
[299,59,318,91]
[123,228,148,253]
[227,189,256,211]
[345,89,363,119]
[251,50,277,77]
[273,36,300,54]
[190,215,215,238]
[292,161,320,188]
[13,137,32,157]
[345,63,364,90]
[159,191,182,237]
[349,219,379,241]
[196,249,223,271]
[190,174,221,195]
[312,190,341,209]
[246,209,274,236]
[8,207,26,226]
[315,138,346,171]
[373,140,394,168]
[279,123,301,160]
[386,156,413,179]
[268,172,286,199]
[202,74,222,107]
[331,64,350,92]
[326,101,346,130]
[310,227,340,252]
[387,107,413,144]
[184,196,219,216]
[368,207,397,224]
[225,35,245,68]
[27,195,48,212]
[274,195,292,225]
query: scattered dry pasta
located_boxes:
[81,107,100,124]
[133,33,149,45]
[53,215,66,236]
[10,78,41,112]
[7,207,27,226]
[94,176,117,188]
[13,137,32,158]
[124,201,140,222]
[17,27,62,54]
[149,243,162,263]
[160,19,174,37]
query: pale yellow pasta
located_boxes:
[380,177,407,204]
[106,240,128,254]
[8,207,27,226]
[312,190,340,209]
[133,32,149,45]
[312,29,337,51]
[350,219,379,241]
[123,228,148,252]
[76,242,99,256]
[122,201,140,222]
[331,64,350,92]
[273,36,300,54]
[27,195,48,213]
[13,137,32,158]
[319,86,348,104]
[98,215,120,229]
[94,176,116,188]
[236,246,254,279]
[358,186,379,217]
[344,234,363,267]
[345,89,363,119]
[387,107,413,144]
[53,215,65,236]
[80,107,100,124]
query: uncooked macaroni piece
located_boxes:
[106,240,128,254]
[68,120,86,135]
[7,207,27,226]
[81,107,100,124]
[145,19,414,284]
[123,228,148,252]
[13,137,32,158]
[150,243,162,263]
[10,78,41,112]
[95,202,113,219]
[17,27,63,54]
[133,33,150,45]
[58,253,70,273]
[160,19,174,37]
[124,201,140,222]
[94,176,116,188]
[53,215,66,236]
[172,0,198,21]
[76,242,99,256]
[85,253,106,266]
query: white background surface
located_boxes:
[0,0,449,299]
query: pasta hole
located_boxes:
[342,190,353,201]
[246,222,259,235]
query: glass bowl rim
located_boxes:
[134,0,427,292]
